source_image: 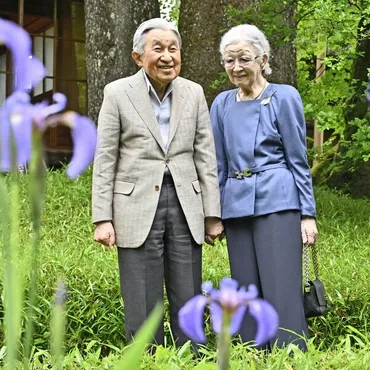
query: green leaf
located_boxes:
[115,303,163,370]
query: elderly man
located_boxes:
[92,18,223,346]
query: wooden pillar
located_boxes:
[53,0,58,93]
[18,0,24,26]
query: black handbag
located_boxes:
[303,244,331,318]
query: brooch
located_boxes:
[261,91,277,106]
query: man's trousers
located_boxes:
[117,175,202,346]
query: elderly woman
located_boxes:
[210,24,318,350]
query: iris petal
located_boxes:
[41,93,67,119]
[210,302,223,334]
[248,299,279,346]
[229,305,247,335]
[10,110,33,167]
[219,277,239,291]
[214,278,251,311]
[178,294,208,343]
[0,19,30,91]
[201,281,213,295]
[237,284,259,302]
[27,56,46,90]
[0,19,45,91]
[0,92,33,171]
[62,112,97,180]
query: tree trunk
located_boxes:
[84,0,160,123]
[178,0,297,105]
[344,14,370,128]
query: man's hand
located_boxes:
[94,221,116,249]
[205,217,224,246]
[301,217,318,246]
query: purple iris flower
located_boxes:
[0,18,45,91]
[0,90,61,171]
[178,277,279,346]
[0,19,97,178]
[0,92,96,178]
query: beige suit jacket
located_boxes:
[92,69,221,248]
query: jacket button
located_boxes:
[154,185,160,191]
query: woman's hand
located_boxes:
[301,217,318,246]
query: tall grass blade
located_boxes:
[23,133,46,369]
[115,303,163,370]
[0,175,16,369]
[8,170,24,368]
[51,281,67,370]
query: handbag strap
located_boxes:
[303,244,320,286]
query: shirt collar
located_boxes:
[142,69,174,102]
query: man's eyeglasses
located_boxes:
[223,55,259,69]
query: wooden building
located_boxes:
[0,0,86,165]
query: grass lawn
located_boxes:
[1,168,370,369]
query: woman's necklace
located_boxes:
[237,81,269,101]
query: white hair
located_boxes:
[132,18,182,55]
[219,24,272,76]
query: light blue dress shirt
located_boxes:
[143,70,173,151]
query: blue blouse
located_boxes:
[210,83,316,220]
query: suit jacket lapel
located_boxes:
[126,70,165,153]
[168,78,187,147]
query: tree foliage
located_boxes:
[160,0,180,23]
[296,0,370,189]
[226,0,370,190]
